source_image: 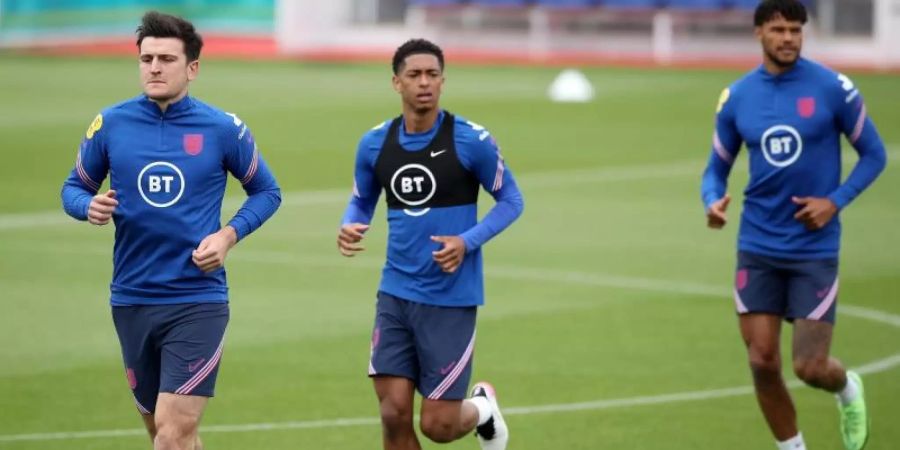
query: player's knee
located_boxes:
[154,417,199,449]
[378,400,414,431]
[748,350,781,378]
[419,413,457,443]
[793,357,827,384]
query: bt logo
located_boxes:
[138,161,185,208]
[390,163,436,216]
[400,175,427,194]
[760,125,803,168]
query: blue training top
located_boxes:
[62,94,281,305]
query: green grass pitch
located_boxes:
[0,54,897,449]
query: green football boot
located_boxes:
[839,370,869,450]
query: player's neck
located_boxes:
[403,108,440,134]
[151,90,189,114]
[762,56,797,76]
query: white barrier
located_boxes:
[274,0,900,70]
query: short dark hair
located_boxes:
[754,0,808,26]
[392,39,444,75]
[136,11,203,62]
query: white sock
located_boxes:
[466,396,492,426]
[837,374,860,406]
[776,432,806,450]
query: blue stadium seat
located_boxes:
[535,0,600,8]
[667,0,727,9]
[599,0,660,9]
[730,0,759,9]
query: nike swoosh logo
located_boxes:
[440,361,456,375]
[430,149,447,157]
[188,358,206,372]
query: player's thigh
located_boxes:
[155,392,209,430]
[739,313,784,356]
[408,301,477,401]
[157,303,229,397]
[373,375,417,408]
[370,292,419,382]
[111,305,161,415]
[792,319,835,363]
[786,257,839,323]
[734,251,789,317]
[420,397,464,431]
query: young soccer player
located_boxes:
[701,2,886,449]
[61,11,281,450]
[337,39,524,450]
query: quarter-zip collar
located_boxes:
[138,94,195,118]
[757,57,807,83]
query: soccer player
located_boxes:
[60,11,281,450]
[337,39,524,450]
[701,1,887,449]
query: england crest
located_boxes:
[183,134,204,155]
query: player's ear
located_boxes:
[754,25,763,41]
[391,75,401,93]
[187,60,199,81]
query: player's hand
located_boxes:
[706,194,731,229]
[792,196,838,230]
[431,236,466,274]
[338,223,369,257]
[192,226,237,273]
[88,189,118,225]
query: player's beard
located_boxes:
[765,47,800,69]
[145,85,188,105]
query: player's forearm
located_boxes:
[227,188,281,241]
[828,138,887,209]
[60,180,95,221]
[701,153,731,209]
[460,182,524,252]
[341,195,376,225]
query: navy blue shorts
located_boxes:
[369,291,477,401]
[112,303,229,414]
[734,251,839,323]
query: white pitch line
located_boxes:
[1,261,899,443]
[227,248,900,327]
[2,351,899,443]
[0,148,896,441]
[2,147,896,231]
[10,244,900,327]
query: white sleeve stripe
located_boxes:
[76,152,100,191]
[713,131,734,165]
[850,104,867,144]
[240,147,259,185]
[491,158,505,192]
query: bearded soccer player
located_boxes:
[60,11,281,450]
[701,1,886,449]
[337,39,524,450]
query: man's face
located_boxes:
[392,53,444,114]
[139,37,198,103]
[756,14,803,68]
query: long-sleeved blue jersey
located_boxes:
[342,110,524,307]
[62,95,281,305]
[701,58,886,259]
